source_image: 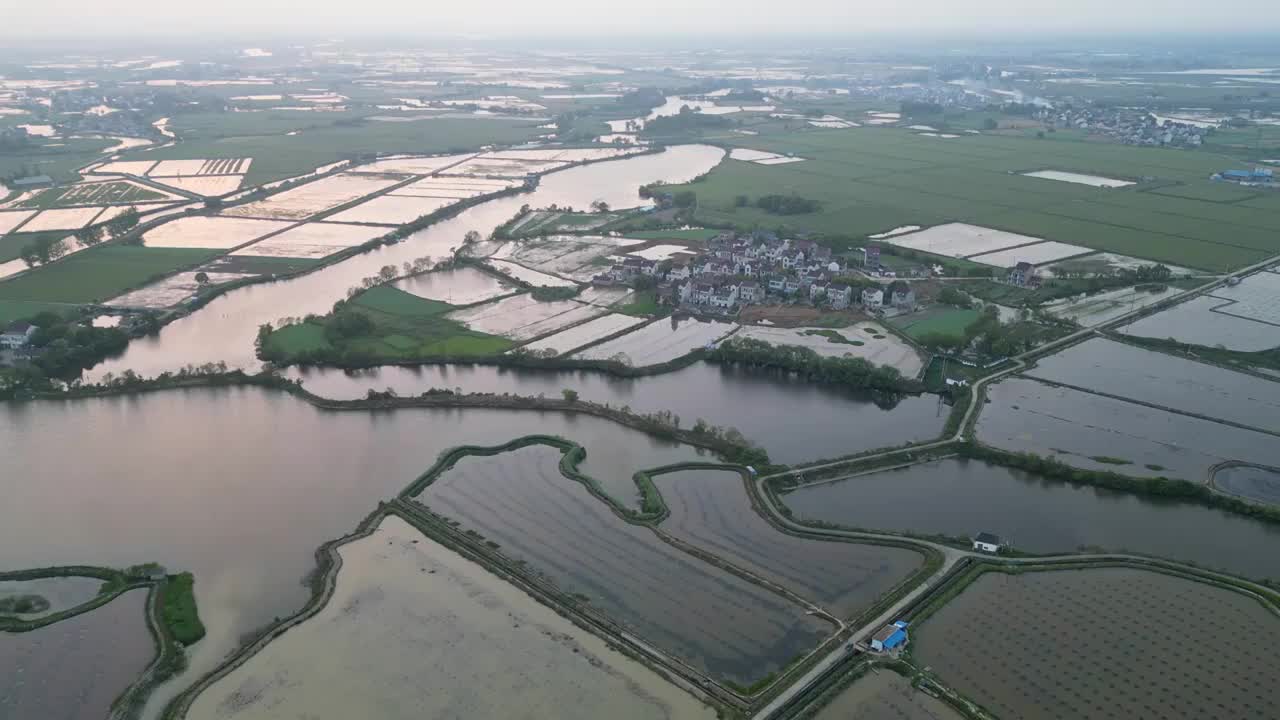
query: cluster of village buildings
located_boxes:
[596,232,919,314]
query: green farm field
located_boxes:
[121,116,546,187]
[0,246,216,303]
[16,180,170,209]
[263,285,514,361]
[891,307,981,340]
[0,137,115,184]
[670,127,1280,271]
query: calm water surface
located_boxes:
[287,362,946,464]
[88,145,724,381]
[783,458,1280,581]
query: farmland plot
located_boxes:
[144,159,212,177]
[978,377,1280,480]
[107,271,253,308]
[140,216,291,250]
[149,175,243,196]
[495,235,641,281]
[1040,284,1183,327]
[574,318,738,366]
[223,173,403,220]
[735,325,924,375]
[1026,337,1280,431]
[577,286,634,306]
[88,160,158,176]
[484,258,579,287]
[627,244,696,261]
[0,589,154,720]
[888,223,1045,259]
[17,207,106,232]
[16,179,179,207]
[519,313,646,355]
[1020,169,1135,187]
[447,294,602,340]
[231,223,386,259]
[441,157,568,178]
[394,266,515,306]
[414,445,831,685]
[0,210,36,234]
[486,148,640,163]
[653,468,923,618]
[182,515,714,720]
[325,195,454,225]
[348,153,475,175]
[966,240,1093,267]
[1119,270,1280,350]
[915,567,1280,720]
[812,669,962,720]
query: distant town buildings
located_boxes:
[0,321,37,349]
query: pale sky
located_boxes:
[4,0,1280,38]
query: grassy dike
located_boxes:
[0,564,204,720]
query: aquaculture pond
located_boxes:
[781,458,1280,582]
[0,386,706,718]
[0,575,103,619]
[978,377,1280,480]
[413,445,831,685]
[0,589,154,720]
[652,468,923,618]
[1213,464,1280,505]
[287,362,946,465]
[184,515,715,720]
[88,145,725,381]
[915,567,1280,720]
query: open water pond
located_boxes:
[285,362,946,464]
[414,445,831,684]
[1213,464,1280,505]
[0,576,103,619]
[652,468,923,618]
[88,145,725,381]
[782,458,1280,582]
[0,589,153,720]
[185,515,714,720]
[1026,337,1280,431]
[393,265,515,305]
[978,377,1280,480]
[0,386,705,717]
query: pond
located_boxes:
[0,386,706,718]
[781,458,1280,582]
[0,575,103,619]
[413,445,831,684]
[88,145,725,381]
[286,362,946,464]
[1213,463,1280,506]
[0,588,154,720]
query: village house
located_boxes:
[828,284,853,310]
[891,286,916,310]
[1008,261,1035,287]
[0,321,37,350]
[809,280,828,301]
[738,281,762,305]
[667,257,692,281]
[707,284,739,309]
[973,532,1003,554]
[861,287,884,309]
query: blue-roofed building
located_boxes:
[870,620,909,652]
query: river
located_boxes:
[88,145,725,382]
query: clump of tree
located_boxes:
[105,207,140,240]
[937,286,973,309]
[900,100,943,116]
[641,107,732,136]
[531,286,580,302]
[709,337,920,395]
[18,234,69,268]
[755,194,821,215]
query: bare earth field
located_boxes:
[231,222,387,259]
[735,325,924,375]
[183,515,715,720]
[141,216,292,250]
[223,173,403,221]
[107,271,254,308]
[325,195,454,225]
[915,567,1280,720]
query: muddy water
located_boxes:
[782,458,1280,582]
[0,589,153,720]
[286,363,946,464]
[184,515,715,720]
[0,576,103,619]
[0,386,704,719]
[415,445,830,684]
[88,145,724,381]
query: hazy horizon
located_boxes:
[4,0,1280,40]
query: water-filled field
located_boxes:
[915,567,1280,720]
[1213,464,1280,505]
[1119,269,1280,351]
[414,445,831,684]
[393,266,515,305]
[811,670,962,720]
[447,293,601,339]
[652,468,923,618]
[782,458,1280,581]
[520,313,646,355]
[0,575,103,619]
[184,515,714,720]
[0,589,154,720]
[574,318,739,366]
[978,377,1280,480]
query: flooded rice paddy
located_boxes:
[0,386,711,717]
[1040,284,1183,327]
[184,515,714,720]
[978,377,1280,480]
[88,145,724,381]
[915,568,1280,720]
[0,576,103,619]
[0,589,154,720]
[520,313,647,355]
[413,445,831,684]
[447,294,601,339]
[1025,337,1280,431]
[392,265,515,305]
[782,458,1280,581]
[573,317,738,366]
[734,325,923,374]
[285,361,947,464]
[652,468,923,618]
[1119,269,1280,351]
